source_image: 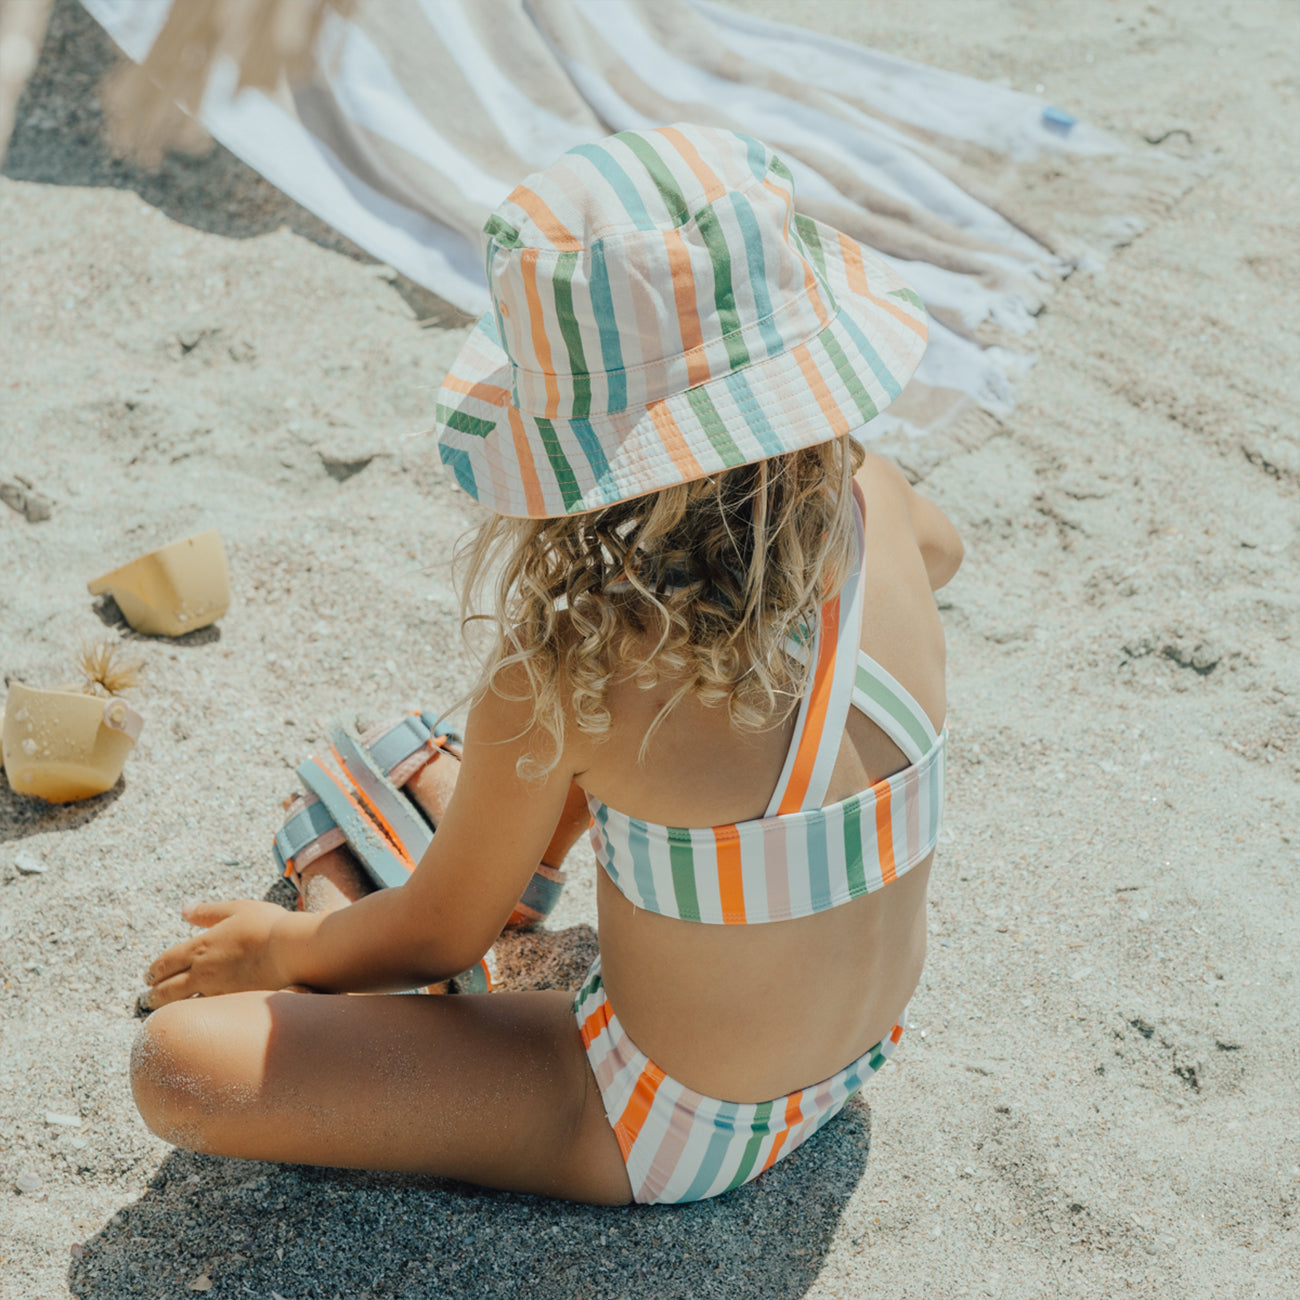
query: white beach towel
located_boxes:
[79,0,1185,439]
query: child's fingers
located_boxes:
[181,898,241,928]
[146,937,196,990]
[143,967,198,1010]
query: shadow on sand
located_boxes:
[4,0,357,253]
[0,777,122,846]
[67,1103,871,1300]
[4,0,469,327]
[71,917,871,1298]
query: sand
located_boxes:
[1,1,1297,1297]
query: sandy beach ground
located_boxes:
[2,1,1297,1297]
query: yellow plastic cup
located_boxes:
[87,529,230,637]
[1,681,144,803]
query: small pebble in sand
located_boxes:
[15,1171,42,1194]
[14,852,46,875]
[0,474,52,522]
[187,1273,214,1291]
[44,1112,83,1127]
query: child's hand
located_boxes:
[143,899,307,1008]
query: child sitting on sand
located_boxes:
[132,124,962,1206]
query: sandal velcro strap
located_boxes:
[364,709,462,788]
[295,756,413,891]
[509,862,567,928]
[274,795,344,877]
[329,724,434,864]
[451,958,493,995]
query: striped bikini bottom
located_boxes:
[573,960,905,1205]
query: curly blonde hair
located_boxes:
[457,434,865,776]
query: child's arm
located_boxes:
[144,674,578,1002]
[856,453,964,590]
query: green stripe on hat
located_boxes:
[551,252,592,420]
[794,214,828,278]
[889,287,925,310]
[483,214,523,248]
[684,386,746,466]
[437,404,496,439]
[820,329,880,425]
[534,417,584,513]
[694,206,750,372]
[618,132,691,226]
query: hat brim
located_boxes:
[435,219,927,518]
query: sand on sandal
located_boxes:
[1,2,1297,1297]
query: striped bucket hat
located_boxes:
[435,123,927,518]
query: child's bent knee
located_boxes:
[130,1000,219,1148]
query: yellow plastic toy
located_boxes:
[87,529,230,637]
[1,680,144,803]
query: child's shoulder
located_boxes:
[855,453,963,592]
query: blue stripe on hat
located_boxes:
[730,193,785,360]
[833,309,903,402]
[721,369,787,459]
[736,131,769,181]
[588,240,628,413]
[569,416,621,504]
[569,143,657,230]
[438,444,478,499]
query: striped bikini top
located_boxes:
[587,493,945,925]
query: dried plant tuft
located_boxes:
[77,641,144,698]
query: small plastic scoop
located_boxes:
[2,681,144,803]
[87,529,230,636]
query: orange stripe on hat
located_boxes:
[761,177,829,327]
[659,125,727,203]
[794,343,850,438]
[713,824,746,923]
[508,184,583,251]
[648,400,706,481]
[778,597,840,815]
[836,231,927,340]
[760,1089,805,1173]
[663,230,711,387]
[507,405,546,517]
[521,249,561,419]
[875,782,897,885]
[761,176,793,240]
[441,372,509,406]
[615,1061,667,1160]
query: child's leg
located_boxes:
[132,987,632,1204]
